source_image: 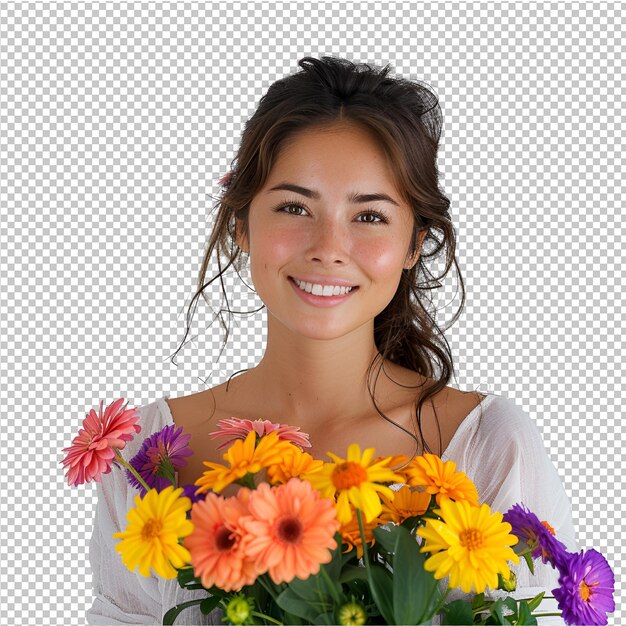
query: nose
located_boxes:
[306,217,350,265]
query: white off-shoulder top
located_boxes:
[86,392,577,625]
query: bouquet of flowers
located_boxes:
[62,398,615,625]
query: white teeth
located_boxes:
[294,279,354,296]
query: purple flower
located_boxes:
[126,424,193,496]
[181,482,207,505]
[553,549,615,626]
[503,503,569,570]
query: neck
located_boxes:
[246,316,390,428]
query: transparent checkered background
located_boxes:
[1,2,622,624]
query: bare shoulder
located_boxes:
[448,387,487,418]
[165,374,249,425]
[165,387,218,430]
[423,385,487,454]
[443,387,487,424]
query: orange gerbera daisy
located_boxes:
[403,454,479,506]
[183,488,258,592]
[339,504,379,559]
[61,398,142,486]
[266,445,324,485]
[379,485,431,524]
[194,430,294,494]
[242,478,339,584]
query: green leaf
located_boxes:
[441,599,474,625]
[288,567,342,607]
[176,566,199,587]
[502,597,518,617]
[516,601,538,625]
[371,523,397,553]
[526,591,545,613]
[275,547,345,622]
[487,599,512,625]
[338,564,369,583]
[366,564,395,624]
[200,595,222,615]
[472,593,486,610]
[275,587,321,622]
[523,552,535,575]
[376,524,441,624]
[162,599,205,625]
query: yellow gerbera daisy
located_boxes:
[403,453,479,506]
[195,430,294,494]
[266,445,324,485]
[417,498,520,594]
[302,443,403,524]
[112,485,193,579]
[379,485,432,524]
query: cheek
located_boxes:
[250,225,302,264]
[358,239,408,277]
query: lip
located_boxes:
[288,276,359,307]
[289,275,358,288]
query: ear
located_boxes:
[404,228,427,270]
[235,217,249,253]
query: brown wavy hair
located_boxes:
[170,56,475,458]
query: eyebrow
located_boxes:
[267,182,400,207]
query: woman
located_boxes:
[87,56,577,625]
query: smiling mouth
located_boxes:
[288,276,359,296]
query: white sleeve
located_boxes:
[455,396,578,626]
[86,405,163,625]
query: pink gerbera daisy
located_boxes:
[61,398,142,486]
[183,489,258,592]
[242,478,339,584]
[209,417,311,451]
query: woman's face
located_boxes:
[238,121,425,340]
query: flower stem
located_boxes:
[114,448,152,493]
[355,509,372,566]
[432,588,449,616]
[256,574,280,602]
[251,610,283,625]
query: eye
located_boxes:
[272,199,389,225]
[273,200,308,216]
[357,211,389,224]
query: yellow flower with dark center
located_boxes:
[302,443,403,524]
[417,498,519,593]
[194,430,294,494]
[112,485,193,579]
[404,453,479,506]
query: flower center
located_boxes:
[277,516,303,544]
[459,528,484,551]
[215,525,236,551]
[141,519,163,540]
[580,580,591,601]
[332,462,368,490]
[579,579,599,602]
